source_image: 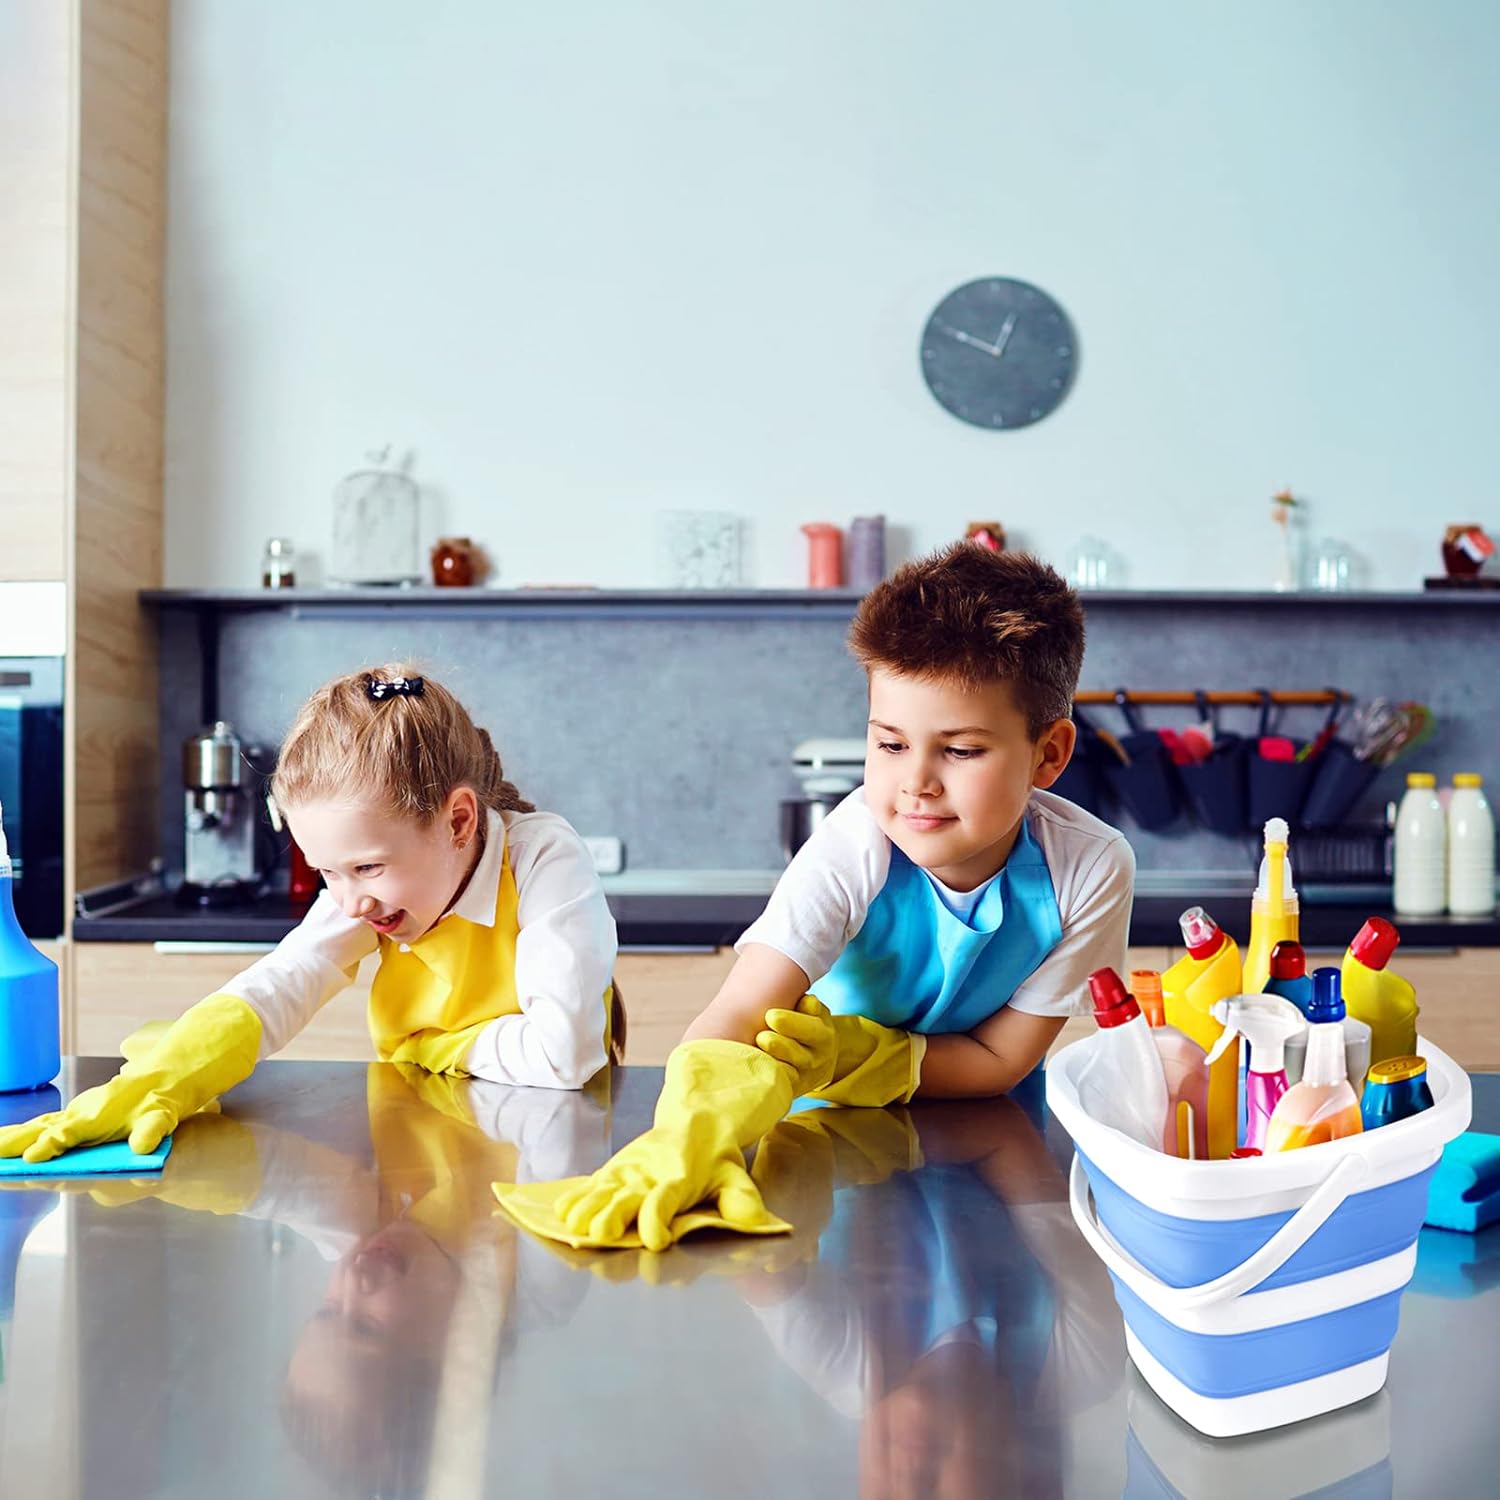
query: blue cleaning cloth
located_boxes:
[0,1136,172,1179]
[1424,1131,1500,1234]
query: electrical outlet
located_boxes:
[582,836,624,875]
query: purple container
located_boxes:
[848,515,886,591]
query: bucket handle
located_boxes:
[1068,1149,1371,1312]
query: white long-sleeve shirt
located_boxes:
[222,808,618,1089]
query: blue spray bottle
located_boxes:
[0,801,60,1092]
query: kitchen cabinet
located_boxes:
[71,943,1210,1070]
[69,943,734,1066]
[0,1,168,911]
[0,4,71,581]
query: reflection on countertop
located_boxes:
[2,1061,1499,1496]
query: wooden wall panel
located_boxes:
[0,3,71,580]
[69,0,167,895]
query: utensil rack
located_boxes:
[1076,690,1347,708]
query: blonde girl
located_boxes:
[0,666,623,1164]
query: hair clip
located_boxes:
[366,675,425,702]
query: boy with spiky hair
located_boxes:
[498,544,1134,1249]
[687,541,1133,1099]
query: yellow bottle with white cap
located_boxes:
[1243,817,1300,996]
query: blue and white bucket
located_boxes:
[1047,1033,1471,1438]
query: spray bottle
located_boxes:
[1161,906,1243,1159]
[0,801,61,1093]
[1264,967,1364,1152]
[1243,818,1300,995]
[1131,969,1209,1159]
[1206,995,1306,1153]
[1075,968,1170,1151]
[1341,917,1419,1067]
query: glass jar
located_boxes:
[330,451,422,585]
[261,537,296,589]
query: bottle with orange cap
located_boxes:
[1161,906,1243,1159]
[1130,969,1209,1159]
[1341,916,1419,1067]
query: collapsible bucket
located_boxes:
[1046,1035,1471,1438]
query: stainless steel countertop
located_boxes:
[1,1060,1497,1498]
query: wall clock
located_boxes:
[919,277,1077,430]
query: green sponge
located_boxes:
[1425,1132,1500,1233]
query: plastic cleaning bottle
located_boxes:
[1206,995,1305,1153]
[1394,772,1446,916]
[0,802,61,1093]
[1075,968,1170,1151]
[1243,817,1300,995]
[1131,969,1209,1159]
[1275,936,1371,1091]
[1341,916,1419,1068]
[1265,967,1364,1152]
[1161,906,1243,1160]
[1263,940,1314,1015]
[1448,773,1496,917]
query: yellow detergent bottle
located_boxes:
[1243,817,1300,995]
[1341,916,1419,1067]
[1162,906,1244,1159]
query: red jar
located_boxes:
[431,537,479,587]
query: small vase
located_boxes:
[431,537,478,587]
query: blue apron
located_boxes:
[810,815,1064,1034]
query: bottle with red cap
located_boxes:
[1076,967,1170,1151]
[1341,917,1419,1067]
[1161,906,1244,1159]
[1263,940,1314,1015]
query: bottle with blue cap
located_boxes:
[1264,966,1364,1153]
[0,801,60,1093]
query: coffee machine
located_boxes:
[179,721,262,907]
[779,737,866,861]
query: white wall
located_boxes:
[164,1,1500,591]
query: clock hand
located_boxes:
[937,323,1002,356]
[990,312,1019,361]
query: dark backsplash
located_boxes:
[155,592,1498,876]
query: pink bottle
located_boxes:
[801,523,844,588]
[1131,970,1209,1160]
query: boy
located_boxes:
[494,545,1134,1250]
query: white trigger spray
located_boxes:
[1207,995,1307,1154]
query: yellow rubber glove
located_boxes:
[757,997,925,1107]
[493,1039,796,1251]
[0,993,261,1163]
[383,1021,488,1075]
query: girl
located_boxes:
[0,665,623,1164]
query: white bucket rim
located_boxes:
[1047,1031,1471,1218]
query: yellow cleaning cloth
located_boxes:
[493,1039,795,1250]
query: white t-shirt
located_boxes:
[738,787,1134,1020]
[222,807,618,1089]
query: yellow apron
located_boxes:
[368,843,614,1074]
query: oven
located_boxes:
[0,656,64,939]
